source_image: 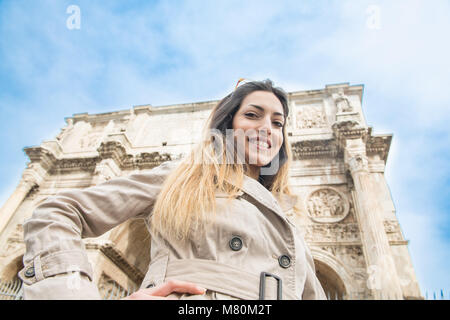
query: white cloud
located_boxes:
[308,0,450,119]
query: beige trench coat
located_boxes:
[18,160,326,300]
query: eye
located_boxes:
[274,121,284,128]
[245,113,284,127]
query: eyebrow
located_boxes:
[247,104,285,118]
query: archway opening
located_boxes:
[1,255,23,281]
[314,259,347,300]
[0,255,24,300]
[108,218,151,290]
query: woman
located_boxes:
[19,79,326,300]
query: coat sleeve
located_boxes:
[18,160,179,300]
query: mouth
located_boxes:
[248,136,271,150]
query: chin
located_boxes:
[246,153,276,167]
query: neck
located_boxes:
[245,164,260,180]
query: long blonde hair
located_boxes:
[150,80,296,242]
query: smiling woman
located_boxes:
[19,79,327,300]
[150,80,294,242]
[232,91,286,177]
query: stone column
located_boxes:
[0,163,46,234]
[344,137,404,299]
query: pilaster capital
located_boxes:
[18,163,47,190]
[343,137,369,174]
[345,153,369,175]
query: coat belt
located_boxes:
[164,258,298,300]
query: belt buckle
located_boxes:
[259,272,282,300]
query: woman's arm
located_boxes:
[19,160,179,299]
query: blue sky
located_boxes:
[0,0,449,298]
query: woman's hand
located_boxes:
[122,280,206,300]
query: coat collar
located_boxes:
[224,173,298,216]
[168,159,298,215]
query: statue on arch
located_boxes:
[333,90,353,113]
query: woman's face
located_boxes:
[231,90,285,168]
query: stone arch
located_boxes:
[123,218,151,276]
[107,218,151,289]
[315,260,346,300]
[311,247,358,300]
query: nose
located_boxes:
[258,116,272,136]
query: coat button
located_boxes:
[24,266,35,278]
[229,236,243,251]
[278,255,291,268]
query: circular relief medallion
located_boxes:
[305,187,349,223]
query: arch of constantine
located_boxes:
[0,82,422,299]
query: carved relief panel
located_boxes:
[305,187,350,223]
[303,223,360,243]
[317,245,365,269]
[295,103,328,129]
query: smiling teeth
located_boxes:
[250,139,269,148]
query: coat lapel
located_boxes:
[274,192,298,212]
[224,174,298,218]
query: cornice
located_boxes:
[291,139,341,160]
[23,146,58,172]
[69,100,218,125]
[145,100,218,115]
[291,125,391,165]
[52,157,101,174]
[71,110,132,124]
[25,131,389,175]
[24,142,173,174]
[288,83,364,104]
[97,140,128,168]
[366,133,392,163]
[332,120,369,144]
[122,152,172,170]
